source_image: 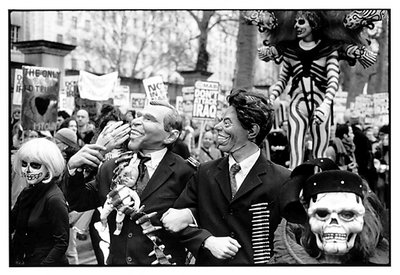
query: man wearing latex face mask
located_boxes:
[11,138,69,266]
[269,158,389,265]
[161,89,291,265]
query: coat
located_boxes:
[269,219,390,265]
[174,152,291,265]
[10,182,69,266]
[64,150,196,265]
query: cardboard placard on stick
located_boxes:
[21,66,60,132]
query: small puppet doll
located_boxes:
[97,153,141,235]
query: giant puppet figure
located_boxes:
[244,10,387,169]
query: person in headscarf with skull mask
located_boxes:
[10,138,69,266]
[268,158,389,265]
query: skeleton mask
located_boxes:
[21,160,48,185]
[307,192,365,255]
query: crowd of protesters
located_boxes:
[9,89,389,266]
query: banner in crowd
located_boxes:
[21,66,60,131]
[114,85,130,108]
[192,81,220,119]
[142,76,168,101]
[13,69,23,105]
[182,86,194,117]
[373,92,389,125]
[78,71,118,101]
[130,92,146,109]
[59,75,78,115]
[354,94,374,118]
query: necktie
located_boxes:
[136,153,151,196]
[229,163,241,199]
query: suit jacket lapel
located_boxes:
[231,152,268,203]
[215,157,232,203]
[140,151,174,202]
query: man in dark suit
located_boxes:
[161,89,291,265]
[64,101,196,265]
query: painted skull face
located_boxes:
[294,16,313,40]
[307,192,365,255]
[21,160,48,185]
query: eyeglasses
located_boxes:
[21,160,42,169]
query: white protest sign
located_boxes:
[182,86,195,116]
[192,81,220,119]
[142,75,168,101]
[78,71,118,100]
[13,69,23,105]
[60,75,78,115]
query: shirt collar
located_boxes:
[228,149,260,172]
[142,147,168,168]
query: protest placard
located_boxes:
[142,75,168,101]
[13,69,23,105]
[21,66,60,131]
[182,86,194,117]
[130,92,146,109]
[114,85,130,108]
[192,81,220,120]
[59,75,78,115]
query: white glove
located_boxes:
[313,101,331,125]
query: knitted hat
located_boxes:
[55,128,78,148]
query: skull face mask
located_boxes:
[307,192,365,255]
[21,160,48,185]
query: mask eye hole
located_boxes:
[315,209,330,219]
[296,18,306,25]
[339,210,356,221]
[30,162,42,169]
[21,160,28,167]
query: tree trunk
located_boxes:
[233,13,258,89]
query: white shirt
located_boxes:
[228,149,261,190]
[141,147,168,178]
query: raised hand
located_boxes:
[96,121,131,152]
[67,144,106,169]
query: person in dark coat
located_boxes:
[64,101,196,265]
[11,138,69,266]
[161,89,291,265]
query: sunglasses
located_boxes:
[21,160,42,169]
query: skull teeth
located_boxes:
[322,233,347,240]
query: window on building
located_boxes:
[57,34,63,43]
[71,58,78,70]
[84,60,91,71]
[84,39,91,50]
[102,11,106,21]
[122,16,128,26]
[71,36,77,45]
[72,17,78,29]
[133,18,137,28]
[57,12,63,26]
[10,24,20,45]
[85,20,91,31]
[121,33,127,44]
